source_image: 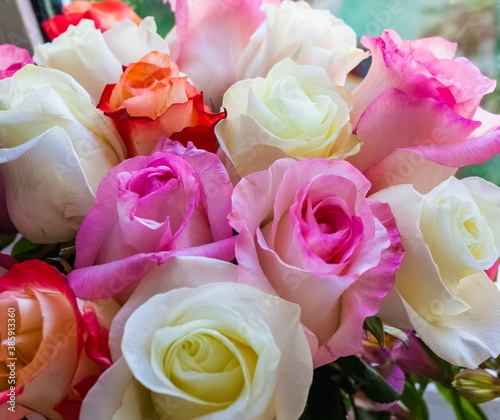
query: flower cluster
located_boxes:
[1,0,500,419]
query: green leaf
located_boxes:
[0,234,16,251]
[11,237,39,256]
[11,238,59,262]
[401,380,429,420]
[336,356,401,404]
[363,316,385,349]
[436,383,488,420]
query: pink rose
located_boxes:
[0,260,87,419]
[68,140,235,300]
[229,158,404,367]
[165,0,280,110]
[0,44,33,80]
[347,30,500,193]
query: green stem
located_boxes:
[450,387,468,420]
[42,0,56,19]
[349,392,361,420]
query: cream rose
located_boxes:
[420,177,500,279]
[34,18,169,103]
[372,177,500,368]
[0,65,125,243]
[216,58,361,177]
[237,1,368,85]
[81,257,313,419]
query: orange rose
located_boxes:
[43,0,142,40]
[98,51,226,156]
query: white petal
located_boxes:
[81,358,154,420]
[104,17,170,66]
[34,19,123,103]
[404,272,500,368]
[0,126,95,243]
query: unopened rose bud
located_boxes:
[453,368,500,404]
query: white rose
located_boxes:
[0,65,125,243]
[34,18,169,103]
[81,257,313,420]
[420,177,500,279]
[103,17,170,66]
[237,1,368,85]
[216,58,361,177]
[372,177,500,368]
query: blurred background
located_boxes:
[0,0,499,181]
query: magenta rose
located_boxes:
[348,30,500,193]
[0,44,34,80]
[229,158,404,367]
[68,140,235,300]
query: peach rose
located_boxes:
[0,261,85,419]
[98,51,226,156]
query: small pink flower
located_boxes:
[0,44,33,80]
[229,158,404,367]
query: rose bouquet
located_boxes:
[1,0,500,419]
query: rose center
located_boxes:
[301,195,363,264]
[162,332,249,405]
